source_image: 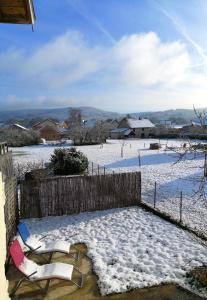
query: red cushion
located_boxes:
[9,239,25,269]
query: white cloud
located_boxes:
[1,30,207,111]
[112,32,190,86]
[0,30,192,89]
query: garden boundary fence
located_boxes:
[20,171,141,218]
[0,143,18,246]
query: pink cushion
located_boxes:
[9,239,25,269]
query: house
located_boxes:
[62,120,70,129]
[116,117,155,138]
[33,119,59,131]
[180,120,207,138]
[33,119,66,141]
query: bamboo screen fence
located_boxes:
[20,172,141,218]
[0,143,17,245]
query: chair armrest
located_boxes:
[38,235,47,241]
[33,245,42,251]
[28,271,37,278]
[29,245,42,252]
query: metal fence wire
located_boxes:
[141,177,207,237]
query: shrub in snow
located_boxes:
[0,129,41,147]
[50,147,88,175]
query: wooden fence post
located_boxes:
[179,191,183,223]
[121,146,123,158]
[98,164,100,175]
[138,151,141,167]
[153,181,157,208]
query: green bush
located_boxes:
[50,147,88,175]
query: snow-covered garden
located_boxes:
[12,138,207,237]
[12,138,207,297]
[25,206,207,297]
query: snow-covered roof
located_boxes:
[111,128,129,133]
[127,118,155,129]
[33,119,59,128]
[192,117,207,126]
[13,124,29,131]
[124,129,133,136]
[111,128,134,136]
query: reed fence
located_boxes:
[20,172,141,218]
[0,145,18,246]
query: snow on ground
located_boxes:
[25,206,207,297]
[12,138,207,237]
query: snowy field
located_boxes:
[24,206,207,297]
[12,138,207,237]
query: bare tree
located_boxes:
[168,106,207,202]
[68,108,82,128]
[193,105,206,128]
[69,126,88,145]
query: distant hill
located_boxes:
[0,106,206,125]
[0,106,122,123]
[130,109,206,125]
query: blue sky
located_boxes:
[1,0,207,112]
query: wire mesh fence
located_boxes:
[87,161,114,175]
[141,177,207,238]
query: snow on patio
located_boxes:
[25,206,207,297]
[12,138,207,236]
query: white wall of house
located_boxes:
[0,173,9,299]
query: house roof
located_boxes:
[192,117,207,126]
[127,118,155,129]
[124,129,133,136]
[111,128,129,133]
[0,0,36,24]
[111,128,134,136]
[33,119,59,129]
[13,123,29,131]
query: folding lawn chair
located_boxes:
[17,222,80,262]
[9,239,83,297]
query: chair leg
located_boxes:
[73,245,81,260]
[71,267,84,288]
[47,252,53,263]
[9,278,25,297]
[68,251,80,261]
[44,279,51,293]
[10,277,48,297]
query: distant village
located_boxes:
[0,108,207,147]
